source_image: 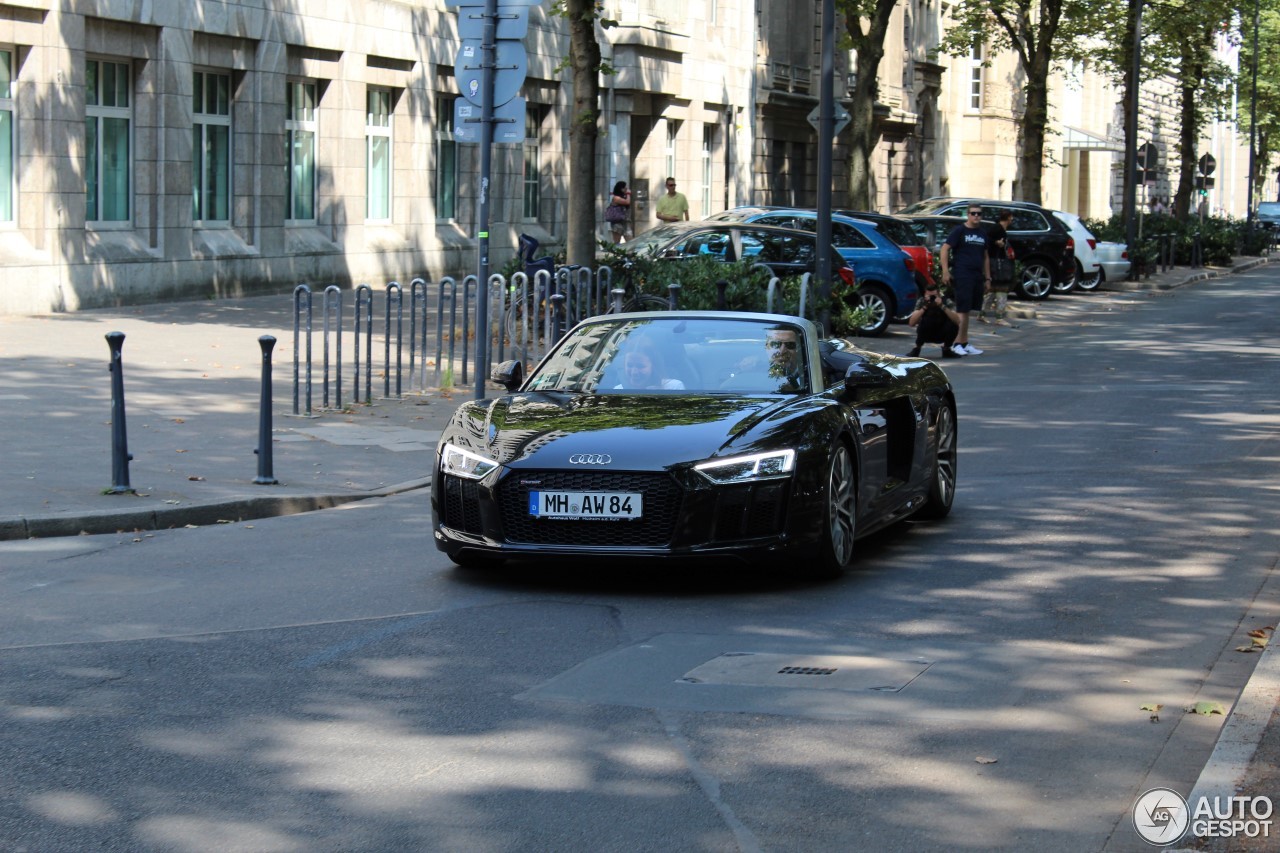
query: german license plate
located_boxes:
[528,491,642,520]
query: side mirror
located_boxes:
[842,361,891,395]
[490,360,523,392]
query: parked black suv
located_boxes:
[896,198,1076,300]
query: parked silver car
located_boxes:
[1095,242,1130,283]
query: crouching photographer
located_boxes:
[906,284,963,359]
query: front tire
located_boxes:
[808,442,858,577]
[916,404,957,520]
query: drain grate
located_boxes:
[778,666,837,676]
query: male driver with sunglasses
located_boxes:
[938,205,990,356]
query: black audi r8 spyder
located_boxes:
[431,311,956,577]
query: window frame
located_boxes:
[365,86,393,223]
[0,47,15,225]
[286,78,318,224]
[435,94,458,222]
[85,57,134,228]
[968,44,984,111]
[522,106,541,221]
[192,68,233,227]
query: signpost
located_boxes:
[1197,152,1217,221]
[451,0,537,399]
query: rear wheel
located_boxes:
[850,285,892,336]
[1018,261,1054,301]
[1074,260,1102,292]
[916,404,957,520]
[622,294,672,313]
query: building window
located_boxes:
[435,95,457,221]
[286,79,317,221]
[665,119,679,181]
[366,88,392,221]
[193,71,231,225]
[0,49,14,223]
[969,44,983,110]
[701,125,713,216]
[86,59,132,223]
[523,107,541,220]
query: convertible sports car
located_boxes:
[431,311,957,577]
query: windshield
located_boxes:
[524,315,811,396]
[625,224,692,255]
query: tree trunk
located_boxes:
[566,1,601,266]
[1173,67,1199,219]
[1019,58,1049,204]
[842,0,896,210]
[846,54,882,210]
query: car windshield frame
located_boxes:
[523,315,813,396]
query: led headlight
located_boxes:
[440,442,500,480]
[694,449,796,484]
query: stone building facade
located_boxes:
[0,0,1257,315]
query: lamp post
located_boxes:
[1124,0,1143,280]
[1247,0,1260,228]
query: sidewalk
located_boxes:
[0,258,1275,849]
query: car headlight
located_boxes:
[440,442,500,480]
[694,449,795,484]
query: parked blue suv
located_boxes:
[707,207,918,335]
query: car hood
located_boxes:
[445,391,797,470]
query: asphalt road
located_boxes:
[2,272,1278,852]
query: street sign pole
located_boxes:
[472,0,497,400]
[815,0,835,333]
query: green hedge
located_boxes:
[1082,213,1269,267]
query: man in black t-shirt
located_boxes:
[939,204,991,356]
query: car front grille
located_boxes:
[440,475,484,534]
[497,470,683,547]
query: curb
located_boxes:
[1102,256,1271,292]
[1185,637,1280,808]
[0,476,433,540]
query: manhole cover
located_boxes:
[678,652,931,692]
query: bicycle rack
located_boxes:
[434,277,458,388]
[292,284,313,416]
[409,278,428,391]
[354,284,374,403]
[322,285,342,410]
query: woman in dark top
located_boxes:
[982,210,1016,326]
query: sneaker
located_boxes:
[941,347,962,358]
[961,343,984,355]
[906,346,922,357]
[978,315,991,324]
[948,344,967,357]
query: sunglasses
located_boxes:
[766,339,798,350]
[968,210,982,216]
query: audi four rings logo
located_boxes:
[569,454,612,464]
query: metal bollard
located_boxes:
[461,275,477,387]
[667,282,682,310]
[550,293,567,344]
[716,279,729,310]
[254,335,279,485]
[105,331,135,494]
